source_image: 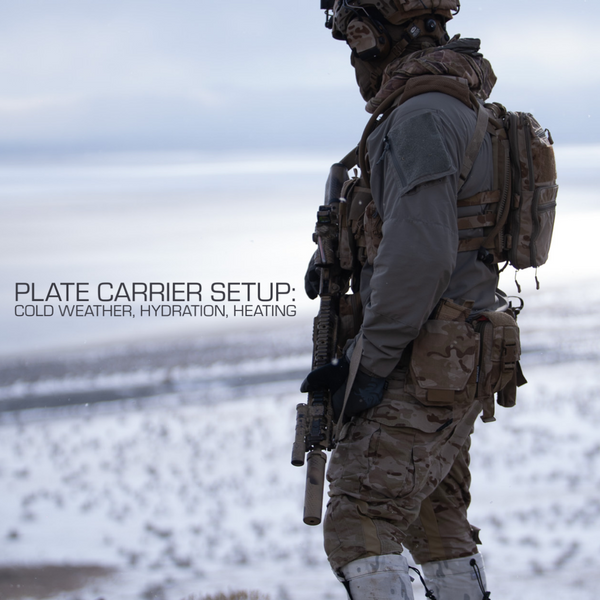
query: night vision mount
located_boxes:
[321,0,335,28]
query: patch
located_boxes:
[386,111,455,194]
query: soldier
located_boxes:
[301,1,522,598]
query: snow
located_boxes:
[2,305,600,600]
[0,375,341,599]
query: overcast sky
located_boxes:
[0,0,598,155]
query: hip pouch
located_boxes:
[474,310,527,422]
[405,299,479,407]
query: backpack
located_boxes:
[456,99,558,273]
[339,75,558,281]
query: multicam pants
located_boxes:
[324,372,482,573]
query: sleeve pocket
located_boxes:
[386,111,456,195]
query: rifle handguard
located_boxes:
[291,403,308,467]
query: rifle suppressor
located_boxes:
[303,450,327,525]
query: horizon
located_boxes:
[0,0,598,155]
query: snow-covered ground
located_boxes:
[1,282,600,600]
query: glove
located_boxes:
[301,357,387,423]
[300,356,349,397]
[304,251,320,300]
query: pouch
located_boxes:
[341,176,372,268]
[337,293,363,353]
[405,317,479,406]
[475,310,526,421]
[364,200,383,265]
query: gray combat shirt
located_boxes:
[358,91,503,378]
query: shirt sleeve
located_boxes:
[358,104,467,378]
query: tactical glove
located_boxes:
[304,251,320,300]
[300,357,387,423]
[300,356,349,398]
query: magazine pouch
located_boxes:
[364,200,383,265]
[339,176,372,270]
[337,293,363,353]
[475,310,525,422]
[406,300,479,406]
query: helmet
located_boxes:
[322,0,460,61]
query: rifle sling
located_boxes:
[335,334,364,440]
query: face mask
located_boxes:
[350,52,386,101]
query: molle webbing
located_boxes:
[457,213,496,232]
[456,190,502,253]
[457,189,501,208]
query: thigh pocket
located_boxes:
[362,426,418,501]
[327,420,379,492]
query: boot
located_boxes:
[421,553,490,600]
[339,554,415,600]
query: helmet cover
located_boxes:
[331,0,460,41]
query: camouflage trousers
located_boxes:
[324,373,482,573]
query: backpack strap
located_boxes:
[457,94,490,191]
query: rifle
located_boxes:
[291,152,356,526]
